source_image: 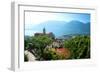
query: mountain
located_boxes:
[29,21,67,36]
[26,20,90,37]
[63,20,90,35]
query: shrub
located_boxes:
[24,54,28,62]
[43,48,70,60]
[63,35,90,59]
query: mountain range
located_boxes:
[25,20,90,37]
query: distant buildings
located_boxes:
[34,28,64,48]
[34,28,55,39]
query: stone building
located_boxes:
[34,28,55,39]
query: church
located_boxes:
[34,28,55,39]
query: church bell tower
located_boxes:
[43,27,46,35]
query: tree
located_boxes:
[63,35,90,59]
[30,35,53,60]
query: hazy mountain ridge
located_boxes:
[25,20,90,37]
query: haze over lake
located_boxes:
[25,12,90,37]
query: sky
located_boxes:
[25,12,90,36]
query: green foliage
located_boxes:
[24,54,28,62]
[64,35,90,59]
[25,35,53,60]
[43,48,70,60]
[24,36,33,50]
[25,35,90,61]
[43,48,59,60]
[32,35,53,49]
